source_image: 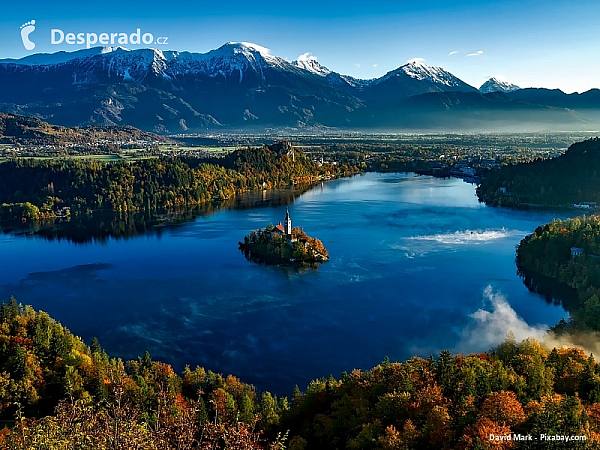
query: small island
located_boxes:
[239,209,329,265]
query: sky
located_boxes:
[1,0,599,93]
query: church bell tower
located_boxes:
[285,208,292,236]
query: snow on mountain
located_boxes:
[291,53,377,91]
[292,53,331,77]
[337,74,374,89]
[0,46,128,66]
[70,48,170,84]
[165,42,291,82]
[374,59,468,88]
[0,44,474,93]
[0,42,295,84]
[479,77,520,93]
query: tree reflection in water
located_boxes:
[1,187,310,244]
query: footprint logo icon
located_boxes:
[20,20,36,51]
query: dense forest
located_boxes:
[477,138,600,207]
[0,143,360,221]
[283,341,600,449]
[1,298,600,448]
[516,215,600,333]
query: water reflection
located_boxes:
[238,243,319,273]
[1,187,311,244]
[518,266,579,312]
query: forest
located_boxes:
[0,144,360,221]
[477,138,600,207]
[0,297,288,449]
[1,298,600,449]
[516,215,600,333]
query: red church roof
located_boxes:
[275,224,285,234]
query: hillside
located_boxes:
[0,112,165,146]
[0,143,360,221]
[516,215,600,334]
[477,138,600,207]
[282,342,600,449]
[0,297,285,449]
[1,298,600,448]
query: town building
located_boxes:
[571,247,584,257]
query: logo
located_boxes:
[51,28,168,49]
[20,20,36,50]
[19,20,169,51]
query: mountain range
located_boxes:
[0,42,599,133]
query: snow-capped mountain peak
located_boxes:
[226,42,270,55]
[99,46,129,54]
[292,53,331,77]
[210,42,283,66]
[479,77,520,93]
[174,42,289,81]
[371,58,469,90]
[400,59,457,86]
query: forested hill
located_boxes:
[477,137,600,207]
[283,342,600,449]
[0,113,165,145]
[0,144,359,221]
[215,141,337,185]
[2,298,600,448]
[0,297,287,449]
[516,215,600,333]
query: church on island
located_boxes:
[273,209,295,242]
[239,208,329,265]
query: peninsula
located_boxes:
[239,209,329,265]
[516,215,600,334]
[477,138,600,208]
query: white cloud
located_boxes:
[456,285,600,357]
[373,64,378,67]
[354,63,361,68]
[458,286,548,352]
[448,50,459,56]
[296,52,318,62]
[467,50,484,57]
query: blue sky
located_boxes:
[1,0,599,93]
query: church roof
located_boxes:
[275,224,285,234]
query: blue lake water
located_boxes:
[0,173,576,395]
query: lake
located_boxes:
[0,173,575,395]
